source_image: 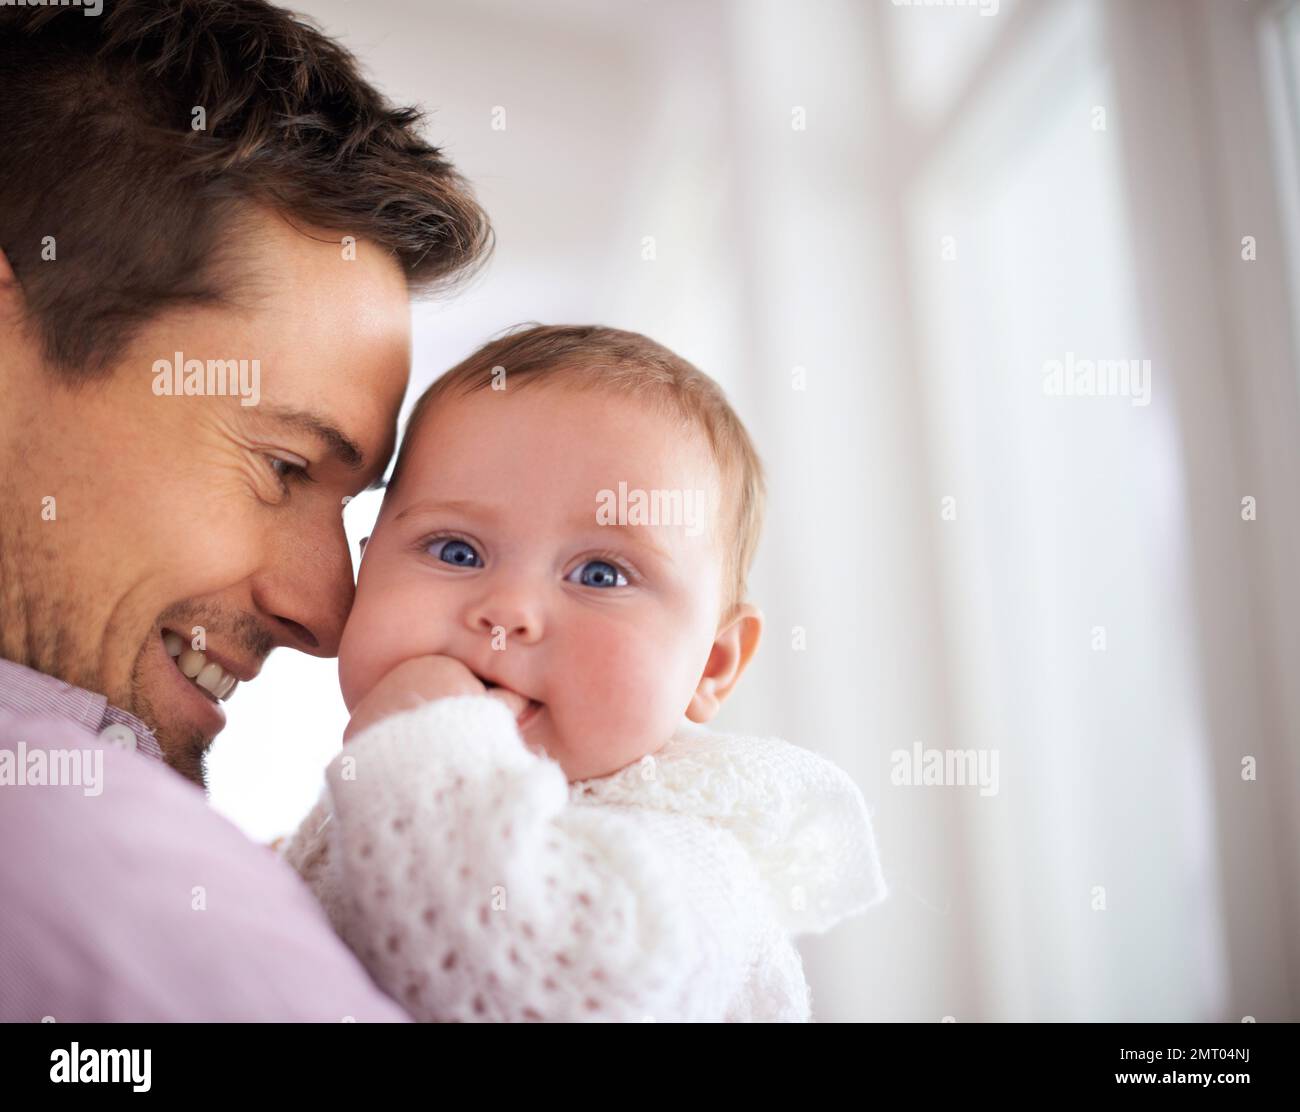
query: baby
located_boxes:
[283,324,888,1022]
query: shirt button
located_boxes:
[98,723,137,752]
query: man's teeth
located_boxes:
[164,632,239,701]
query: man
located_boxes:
[0,0,492,1020]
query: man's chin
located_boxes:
[154,721,215,789]
[127,650,222,789]
[129,693,216,788]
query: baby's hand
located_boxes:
[343,656,485,742]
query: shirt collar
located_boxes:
[0,657,164,762]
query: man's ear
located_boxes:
[0,249,27,348]
[686,603,763,724]
[0,247,20,305]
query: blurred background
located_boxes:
[207,0,1300,1021]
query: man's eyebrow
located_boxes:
[260,404,365,471]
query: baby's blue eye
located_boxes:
[568,559,627,588]
[431,538,482,567]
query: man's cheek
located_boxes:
[145,490,264,573]
[136,533,261,607]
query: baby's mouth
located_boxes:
[514,698,542,729]
[478,677,542,728]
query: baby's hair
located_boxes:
[387,323,766,619]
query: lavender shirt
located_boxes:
[0,659,409,1022]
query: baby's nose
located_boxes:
[470,603,542,645]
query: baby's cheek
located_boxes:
[337,612,380,710]
[563,624,687,749]
[339,588,412,709]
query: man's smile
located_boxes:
[155,627,265,739]
[163,630,244,702]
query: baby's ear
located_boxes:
[686,603,763,724]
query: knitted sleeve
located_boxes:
[292,695,768,1022]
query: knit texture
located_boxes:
[283,695,887,1022]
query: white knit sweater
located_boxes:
[283,695,887,1022]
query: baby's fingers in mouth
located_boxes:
[484,686,530,719]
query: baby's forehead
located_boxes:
[411,381,721,480]
[385,396,726,546]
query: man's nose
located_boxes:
[250,517,355,657]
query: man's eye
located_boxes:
[429,538,483,567]
[265,453,310,490]
[567,559,628,588]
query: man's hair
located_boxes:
[388,324,767,618]
[0,0,493,378]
